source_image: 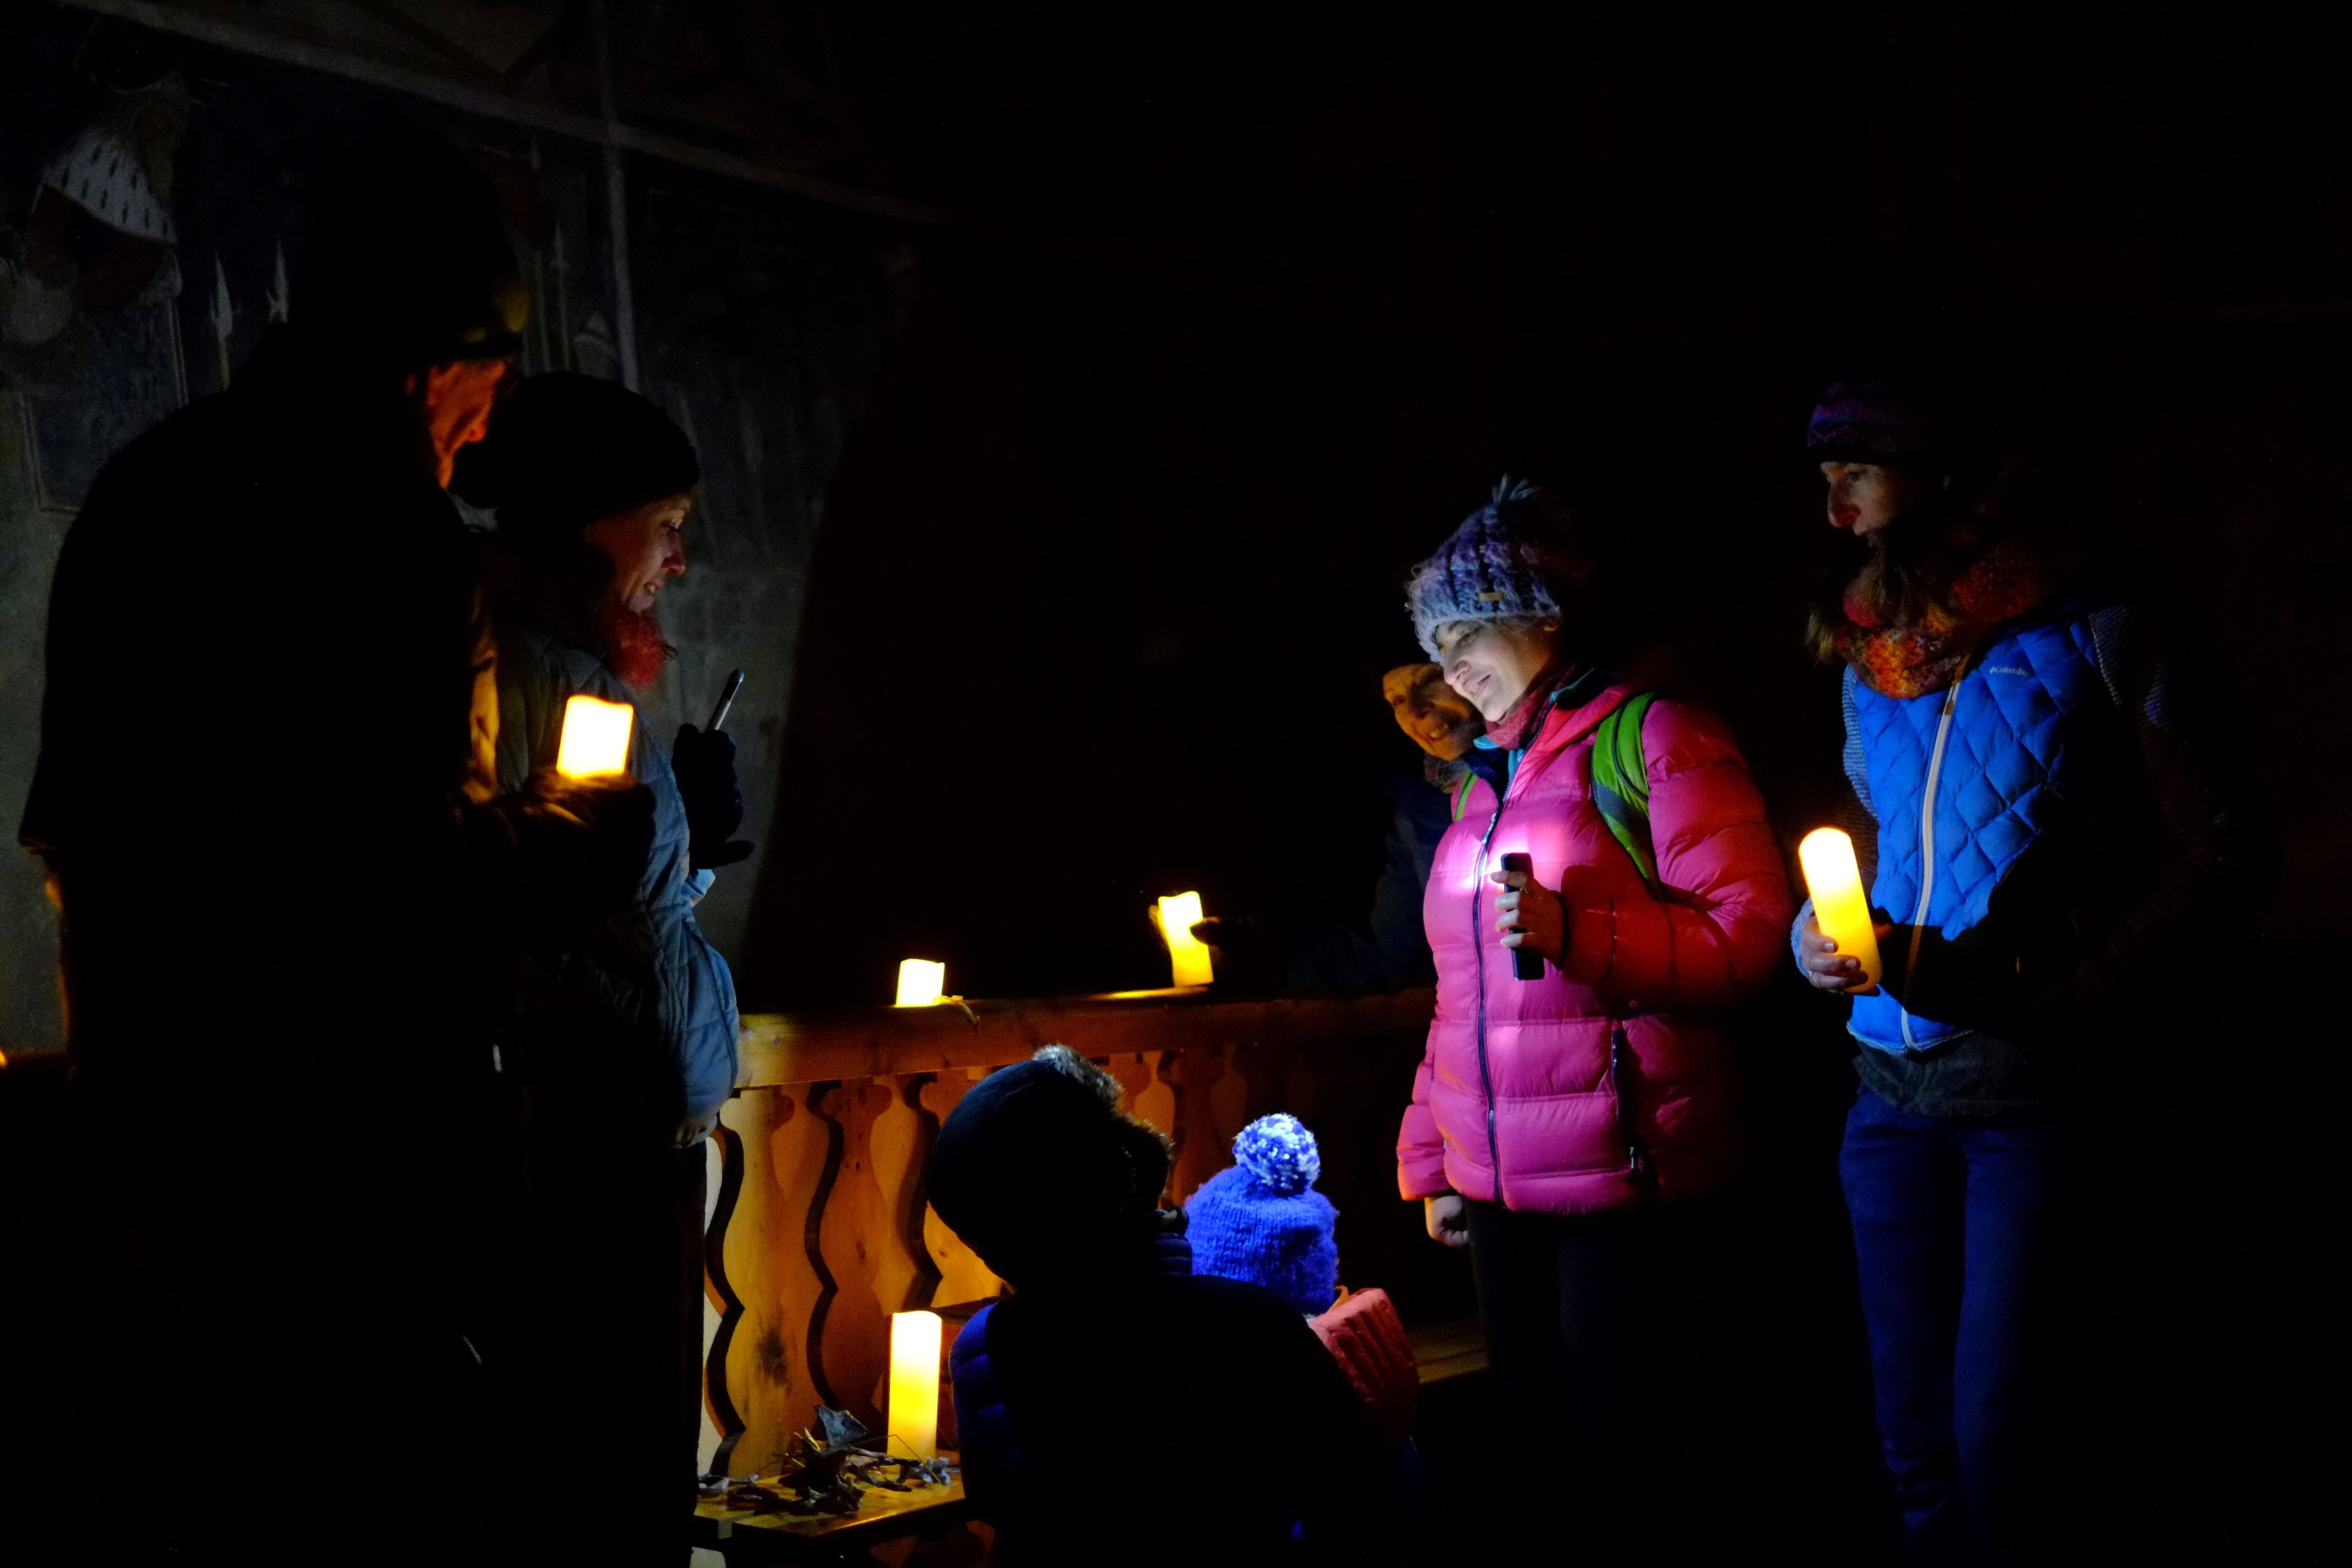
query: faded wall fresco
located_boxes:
[0,11,892,1049]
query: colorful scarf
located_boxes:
[1832,536,2057,699]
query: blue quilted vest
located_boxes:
[1848,605,2116,1052]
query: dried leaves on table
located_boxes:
[703,1407,956,1519]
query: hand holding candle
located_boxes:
[1797,828,1884,991]
[1153,892,1215,987]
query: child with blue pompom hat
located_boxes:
[1189,1114,1425,1468]
[1185,1114,1340,1316]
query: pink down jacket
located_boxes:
[1396,682,1793,1214]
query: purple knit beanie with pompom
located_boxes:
[1406,477,1568,658]
[1182,1114,1339,1316]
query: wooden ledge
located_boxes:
[736,986,1436,1089]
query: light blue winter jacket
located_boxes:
[494,624,740,1137]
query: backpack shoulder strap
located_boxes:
[1589,691,1662,896]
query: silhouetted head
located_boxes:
[926,1048,1170,1292]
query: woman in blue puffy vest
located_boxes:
[1792,380,2244,1562]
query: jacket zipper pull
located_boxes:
[1609,1023,1655,1195]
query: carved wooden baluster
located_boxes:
[1127,1049,1177,1154]
[916,1070,1004,1307]
[809,1078,894,1435]
[868,1073,944,1353]
[706,1082,833,1476]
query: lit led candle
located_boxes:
[1798,827,1884,988]
[887,1309,943,1459]
[554,694,634,778]
[894,959,946,1007]
[1156,892,1214,987]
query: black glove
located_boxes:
[673,723,755,872]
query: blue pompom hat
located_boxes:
[1406,477,1567,658]
[1182,1114,1339,1316]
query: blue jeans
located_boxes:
[1839,1086,2063,1561]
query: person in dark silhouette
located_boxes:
[1191,662,1483,996]
[9,134,649,1563]
[455,372,746,1564]
[933,1048,1386,1566]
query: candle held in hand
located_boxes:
[887,1310,943,1459]
[894,959,945,1007]
[554,694,634,778]
[1156,892,1214,987]
[1798,828,1884,987]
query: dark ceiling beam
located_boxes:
[60,0,1740,354]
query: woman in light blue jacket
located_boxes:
[455,372,746,1563]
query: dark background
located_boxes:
[3,2,2343,1560]
[741,1,2352,1005]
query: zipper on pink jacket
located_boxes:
[1470,787,1508,1203]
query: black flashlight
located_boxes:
[1500,851,1543,980]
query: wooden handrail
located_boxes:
[735,986,1436,1087]
[700,986,1441,1477]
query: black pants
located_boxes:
[1464,1197,1749,1551]
[512,1140,709,1565]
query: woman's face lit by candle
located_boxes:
[583,493,692,613]
[1433,619,1560,723]
[1820,461,1938,537]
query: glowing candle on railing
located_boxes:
[1798,827,1884,988]
[1156,892,1214,987]
[554,694,634,778]
[894,959,946,1008]
[887,1309,943,1459]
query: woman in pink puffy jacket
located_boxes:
[1396,481,1792,1512]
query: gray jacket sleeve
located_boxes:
[497,629,741,1133]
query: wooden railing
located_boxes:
[697,987,1441,1476]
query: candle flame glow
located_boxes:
[554,694,634,778]
[1156,892,1214,987]
[887,1310,943,1459]
[894,959,946,1007]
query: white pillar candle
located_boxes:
[1798,828,1885,988]
[887,1309,943,1459]
[1156,892,1214,987]
[554,693,634,778]
[894,959,945,1007]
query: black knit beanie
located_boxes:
[452,372,699,560]
[925,1059,1146,1289]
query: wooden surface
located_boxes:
[1407,1315,1490,1386]
[735,987,1436,1088]
[692,1465,968,1561]
[700,988,1441,1480]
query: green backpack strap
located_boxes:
[1589,691,1662,896]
